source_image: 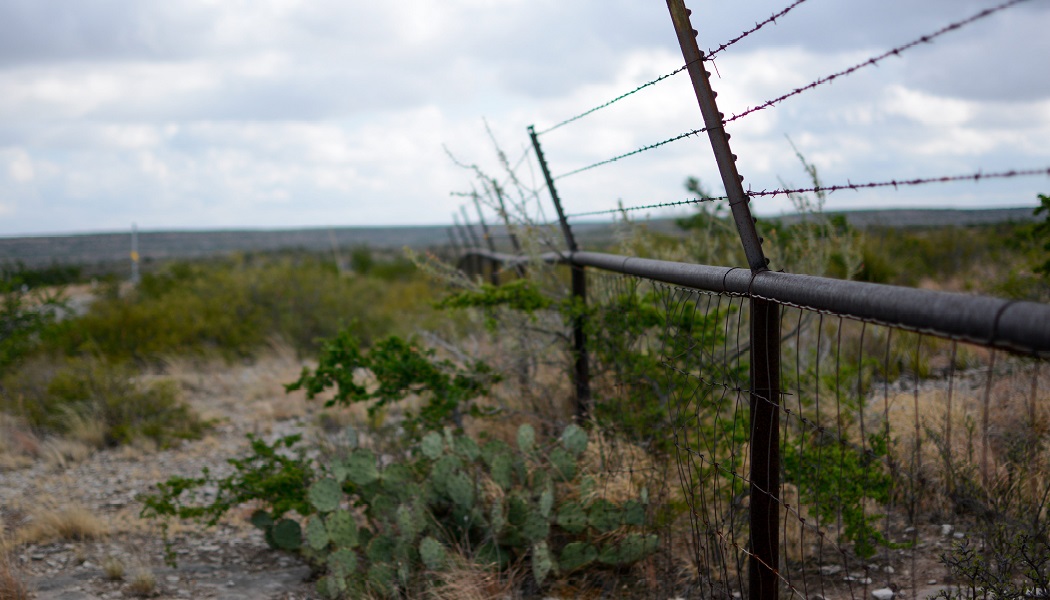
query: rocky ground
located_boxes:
[1,351,326,599]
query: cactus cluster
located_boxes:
[265,424,657,598]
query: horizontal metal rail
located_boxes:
[459,248,1050,356]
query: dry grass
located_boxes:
[13,505,107,546]
[0,547,30,600]
[427,557,515,600]
[126,567,157,597]
[0,414,39,471]
[102,555,125,581]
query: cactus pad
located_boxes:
[587,499,622,532]
[328,547,358,578]
[556,502,587,534]
[489,453,514,490]
[250,509,273,531]
[531,541,554,585]
[559,542,597,572]
[623,500,645,527]
[548,447,576,481]
[559,424,588,457]
[326,509,359,548]
[516,423,535,454]
[305,516,330,551]
[271,518,302,551]
[539,485,554,519]
[452,435,480,461]
[308,478,342,513]
[419,536,446,571]
[366,563,395,597]
[421,431,444,460]
[346,448,379,486]
[366,533,396,563]
[522,509,550,542]
[396,501,427,539]
[598,533,659,566]
[446,471,475,508]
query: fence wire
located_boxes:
[725,0,1030,125]
[578,268,1050,598]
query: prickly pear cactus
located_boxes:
[559,541,597,572]
[328,547,358,578]
[559,424,588,457]
[346,448,379,486]
[598,533,660,566]
[419,536,446,571]
[488,452,514,491]
[452,435,480,461]
[522,508,550,543]
[271,518,302,551]
[548,447,576,481]
[539,485,554,519]
[308,477,342,513]
[587,499,622,533]
[396,501,427,539]
[517,423,535,454]
[250,509,273,531]
[420,431,444,460]
[446,471,475,508]
[326,510,359,548]
[531,540,554,585]
[556,502,587,534]
[366,563,395,597]
[304,516,329,551]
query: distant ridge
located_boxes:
[0,207,1037,268]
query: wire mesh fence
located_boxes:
[568,267,1050,598]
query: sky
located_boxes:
[1,0,1049,236]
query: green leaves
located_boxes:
[286,330,499,438]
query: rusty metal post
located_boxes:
[665,1,780,598]
[472,193,500,285]
[528,125,591,422]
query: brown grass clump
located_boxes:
[14,505,107,546]
[0,551,30,600]
[102,555,125,581]
[126,567,157,597]
[428,558,515,600]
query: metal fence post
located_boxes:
[665,1,781,597]
[528,125,592,422]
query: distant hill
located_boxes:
[0,207,1037,269]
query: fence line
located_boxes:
[724,0,1030,125]
[444,1,1048,597]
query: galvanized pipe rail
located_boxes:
[458,247,1050,356]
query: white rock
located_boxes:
[884,565,894,574]
[872,588,895,600]
[940,524,954,536]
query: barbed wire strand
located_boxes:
[725,0,1030,125]
[553,127,709,182]
[536,61,699,137]
[706,0,811,59]
[566,166,1049,220]
[569,195,728,219]
[745,167,1050,199]
[535,0,810,137]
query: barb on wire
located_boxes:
[725,0,1029,124]
[568,195,730,219]
[706,0,810,59]
[554,127,708,181]
[745,167,1050,199]
[536,61,700,137]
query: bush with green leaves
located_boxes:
[1,356,204,447]
[47,254,434,362]
[0,277,64,371]
[141,423,658,598]
[285,330,499,437]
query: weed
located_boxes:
[15,505,107,545]
[126,567,157,597]
[102,555,125,580]
[0,551,30,600]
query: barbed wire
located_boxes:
[535,0,808,138]
[725,0,1029,125]
[553,127,709,181]
[745,166,1050,198]
[705,0,811,59]
[565,166,1049,219]
[568,195,729,219]
[535,61,699,137]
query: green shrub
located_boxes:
[0,356,204,447]
[48,255,434,362]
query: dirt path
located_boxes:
[1,351,325,599]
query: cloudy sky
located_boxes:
[1,0,1048,236]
